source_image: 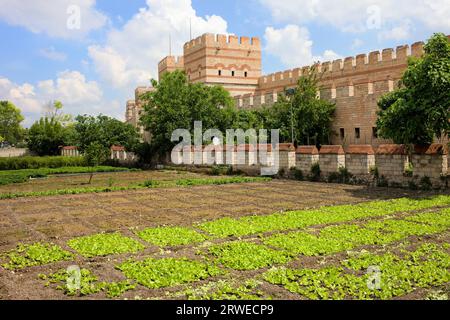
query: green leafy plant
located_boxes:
[208,241,291,270]
[67,233,145,257]
[137,226,207,247]
[117,257,222,289]
[1,242,73,270]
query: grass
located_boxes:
[137,226,207,247]
[0,166,132,186]
[198,195,450,238]
[0,176,271,199]
[117,257,222,289]
[67,233,145,257]
[208,241,292,271]
[264,243,450,300]
[1,242,74,270]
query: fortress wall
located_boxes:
[158,56,184,80]
[183,33,261,96]
[234,41,425,146]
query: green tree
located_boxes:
[27,101,75,155]
[267,68,336,145]
[140,70,235,153]
[27,117,68,155]
[74,115,140,152]
[84,142,110,184]
[376,33,450,145]
[0,101,25,145]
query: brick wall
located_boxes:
[375,144,408,184]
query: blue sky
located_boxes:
[0,0,448,126]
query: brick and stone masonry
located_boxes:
[319,145,345,175]
[375,144,409,183]
[296,146,319,173]
[411,144,448,185]
[345,145,375,175]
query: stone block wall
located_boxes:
[296,146,319,173]
[319,145,345,175]
[345,145,375,175]
[375,144,408,183]
[410,144,448,185]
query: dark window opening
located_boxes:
[372,127,378,138]
[218,70,222,76]
[355,128,361,139]
[198,71,201,77]
[244,71,248,77]
[231,71,235,77]
[340,128,345,140]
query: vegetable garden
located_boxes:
[1,189,449,300]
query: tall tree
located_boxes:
[376,33,450,145]
[266,68,336,145]
[27,101,74,155]
[74,114,140,152]
[0,101,25,145]
[140,70,235,153]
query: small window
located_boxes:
[340,128,345,140]
[244,71,248,77]
[218,70,222,76]
[199,71,201,77]
[355,128,361,139]
[231,71,235,77]
[372,127,378,138]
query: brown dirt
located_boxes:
[0,174,448,300]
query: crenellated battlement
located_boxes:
[183,33,261,53]
[254,41,424,93]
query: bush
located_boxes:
[404,163,414,177]
[289,168,304,181]
[377,175,389,187]
[419,176,433,191]
[309,163,321,181]
[408,180,418,190]
[0,156,87,170]
[210,165,232,176]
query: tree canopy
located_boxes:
[74,114,140,152]
[376,33,450,145]
[140,70,235,153]
[0,101,25,145]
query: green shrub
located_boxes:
[0,156,87,170]
[377,175,389,187]
[408,180,418,190]
[309,163,321,181]
[419,176,433,191]
[404,163,414,177]
[289,168,304,181]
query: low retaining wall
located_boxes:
[296,146,319,172]
[0,148,33,157]
[167,143,449,188]
[345,145,375,175]
[319,145,345,175]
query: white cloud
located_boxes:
[259,0,450,37]
[39,47,67,61]
[0,71,110,125]
[0,0,107,38]
[264,25,341,68]
[351,38,364,50]
[88,0,229,91]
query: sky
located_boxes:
[0,0,449,127]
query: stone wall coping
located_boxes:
[296,145,319,155]
[319,145,345,155]
[376,144,407,155]
[346,145,375,155]
[111,145,125,152]
[413,144,448,155]
[60,146,78,150]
